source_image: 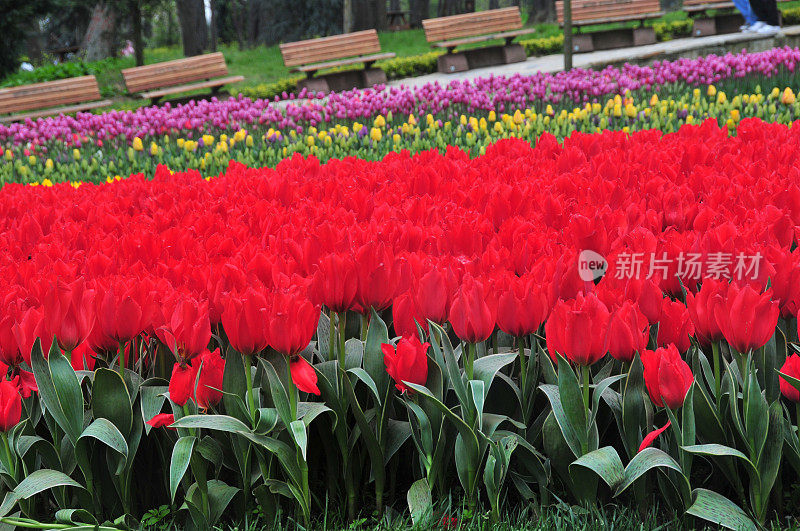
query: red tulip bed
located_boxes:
[2,117,800,529]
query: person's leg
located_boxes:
[762,0,780,26]
[749,0,767,23]
[733,0,759,25]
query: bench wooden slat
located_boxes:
[293,52,396,73]
[139,76,245,99]
[433,28,538,48]
[122,52,233,94]
[280,30,383,67]
[0,76,104,115]
[556,0,661,25]
[423,7,523,42]
[0,99,112,124]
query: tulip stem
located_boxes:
[338,311,347,368]
[796,401,800,428]
[328,309,336,360]
[286,359,297,420]
[465,342,476,380]
[117,341,125,379]
[1,432,15,480]
[581,365,591,413]
[712,341,721,407]
[244,354,256,427]
[360,312,369,342]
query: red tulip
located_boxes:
[686,278,727,347]
[147,413,176,430]
[449,274,496,344]
[779,354,800,402]
[309,253,358,313]
[168,362,198,407]
[638,421,671,453]
[641,344,693,409]
[545,292,610,366]
[289,356,320,395]
[96,280,143,345]
[382,336,429,394]
[604,301,649,362]
[355,242,405,312]
[12,305,49,365]
[157,295,211,362]
[195,348,225,409]
[0,379,21,432]
[42,279,95,352]
[392,292,423,338]
[496,273,551,338]
[413,268,450,325]
[657,299,694,353]
[15,370,37,399]
[266,288,320,357]
[221,287,269,356]
[69,342,96,371]
[714,284,779,353]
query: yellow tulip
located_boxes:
[370,128,382,141]
[73,149,81,160]
[707,85,716,97]
[132,137,144,151]
[374,115,386,128]
[781,87,796,105]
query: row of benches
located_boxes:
[0,2,786,123]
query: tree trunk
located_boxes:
[489,0,499,9]
[176,0,208,56]
[527,0,555,22]
[82,2,117,61]
[409,0,429,26]
[343,0,353,33]
[128,0,144,66]
[374,0,387,30]
[209,0,218,52]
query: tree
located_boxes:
[409,0,429,27]
[176,0,208,56]
[0,1,54,78]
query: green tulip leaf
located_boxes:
[364,308,390,398]
[92,368,133,438]
[407,478,432,527]
[169,436,196,503]
[614,447,685,497]
[686,488,757,531]
[569,446,624,490]
[472,351,517,396]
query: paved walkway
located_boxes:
[273,25,800,109]
[387,25,800,89]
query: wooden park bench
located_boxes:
[280,30,395,93]
[121,52,243,103]
[684,0,745,36]
[0,75,111,124]
[422,7,535,73]
[556,0,662,53]
[684,0,789,36]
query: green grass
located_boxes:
[212,503,685,531]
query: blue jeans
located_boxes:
[733,0,758,25]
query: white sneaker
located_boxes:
[740,24,750,31]
[750,21,766,31]
[756,24,779,35]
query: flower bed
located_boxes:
[2,47,799,148]
[3,83,799,185]
[0,119,798,528]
